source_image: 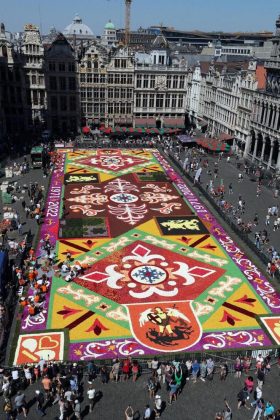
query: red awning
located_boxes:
[82,126,90,134]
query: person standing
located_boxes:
[143,404,152,419]
[228,183,233,195]
[3,398,13,420]
[87,385,95,413]
[154,395,162,418]
[125,405,134,420]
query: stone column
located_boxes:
[268,139,275,168]
[252,136,259,161]
[274,108,279,130]
[276,144,280,170]
[244,134,251,158]
[266,106,271,126]
[260,140,266,161]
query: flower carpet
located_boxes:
[14,149,280,363]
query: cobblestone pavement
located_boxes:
[179,151,280,253]
[0,366,280,419]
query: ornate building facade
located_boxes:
[21,24,46,129]
[247,16,280,170]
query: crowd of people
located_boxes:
[0,352,279,419]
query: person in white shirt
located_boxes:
[87,386,95,413]
[144,404,151,419]
[154,395,162,418]
[12,369,19,381]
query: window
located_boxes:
[49,76,57,90]
[114,88,120,99]
[150,76,155,89]
[70,96,76,111]
[143,94,148,108]
[127,103,132,114]
[136,93,141,107]
[108,88,114,99]
[59,77,66,90]
[81,88,86,99]
[59,63,65,72]
[143,75,149,88]
[115,59,120,68]
[87,90,92,99]
[115,74,120,84]
[149,94,155,108]
[167,76,172,89]
[165,94,171,108]
[127,75,133,84]
[114,103,120,114]
[80,74,86,83]
[87,61,92,69]
[156,94,164,108]
[173,76,178,89]
[94,103,99,114]
[49,62,55,71]
[179,76,185,89]
[94,61,98,69]
[93,89,99,99]
[100,88,105,99]
[39,76,44,86]
[60,96,67,111]
[50,96,58,111]
[100,75,106,84]
[40,91,44,105]
[121,60,127,69]
[108,103,114,114]
[178,94,183,108]
[172,95,177,108]
[159,55,165,65]
[120,103,126,114]
[108,74,114,84]
[31,75,36,85]
[121,74,126,84]
[94,74,99,84]
[127,88,133,99]
[87,74,92,83]
[136,75,142,88]
[69,77,76,90]
[33,90,38,105]
[68,63,75,72]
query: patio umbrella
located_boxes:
[82,126,90,134]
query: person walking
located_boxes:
[35,390,45,417]
[87,384,95,413]
[74,399,82,420]
[228,183,233,195]
[252,398,264,420]
[143,404,152,419]
[14,390,28,418]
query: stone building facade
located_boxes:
[246,16,280,170]
[21,24,46,130]
[44,33,80,134]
